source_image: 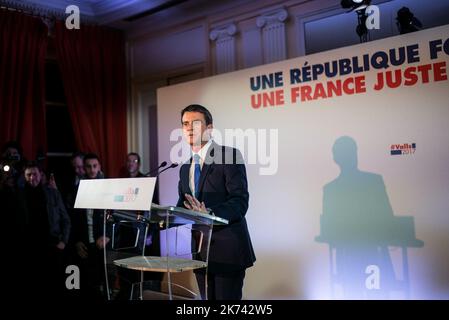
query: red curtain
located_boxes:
[0,9,48,160]
[54,21,127,177]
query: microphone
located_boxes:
[156,163,179,176]
[144,161,167,177]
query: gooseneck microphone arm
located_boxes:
[156,163,179,176]
[144,161,167,177]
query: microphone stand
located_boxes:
[156,163,179,176]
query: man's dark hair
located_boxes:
[181,104,213,126]
[70,151,85,162]
[1,140,23,158]
[127,152,141,164]
[83,153,100,164]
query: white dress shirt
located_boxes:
[189,139,213,196]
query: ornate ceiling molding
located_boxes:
[0,0,168,25]
[256,8,288,28]
[209,23,237,41]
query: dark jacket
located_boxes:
[177,141,256,273]
[44,186,71,244]
[22,185,71,245]
[70,208,105,246]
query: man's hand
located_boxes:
[96,236,110,249]
[48,173,58,189]
[56,241,66,250]
[75,241,88,258]
[184,193,207,213]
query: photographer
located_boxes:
[1,141,26,188]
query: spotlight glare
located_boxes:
[3,165,10,172]
[341,0,371,11]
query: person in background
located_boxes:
[125,152,144,178]
[64,151,86,211]
[22,161,71,296]
[1,140,26,188]
[70,153,109,299]
[71,152,86,187]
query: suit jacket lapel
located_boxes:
[181,161,191,194]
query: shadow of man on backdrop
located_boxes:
[316,136,423,299]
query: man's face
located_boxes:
[127,155,139,174]
[181,111,212,147]
[84,159,101,179]
[72,156,85,177]
[24,167,42,188]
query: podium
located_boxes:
[110,204,228,300]
[74,177,228,300]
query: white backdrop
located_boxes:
[157,25,449,299]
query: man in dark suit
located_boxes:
[22,161,71,297]
[177,104,256,300]
[71,153,109,299]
